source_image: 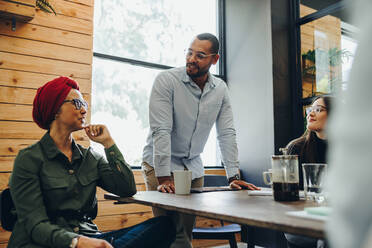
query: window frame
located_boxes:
[289,0,349,136]
[92,0,227,168]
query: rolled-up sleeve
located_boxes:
[10,151,78,248]
[149,73,174,177]
[216,89,240,179]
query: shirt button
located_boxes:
[73,227,79,233]
[68,169,74,175]
[110,151,115,156]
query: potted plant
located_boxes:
[36,0,56,15]
[301,47,352,96]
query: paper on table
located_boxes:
[191,186,239,193]
[286,210,329,222]
[304,206,332,216]
[248,188,305,198]
[247,187,273,196]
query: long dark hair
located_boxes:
[289,96,333,162]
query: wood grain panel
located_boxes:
[0,121,90,140]
[0,52,92,79]
[192,239,229,248]
[0,229,11,245]
[0,157,13,172]
[0,139,37,156]
[97,201,151,216]
[195,217,223,228]
[0,173,10,190]
[30,9,92,35]
[0,86,36,104]
[0,121,45,139]
[95,212,154,231]
[134,171,144,184]
[5,0,35,5]
[0,138,89,157]
[205,169,226,176]
[0,243,9,248]
[136,184,146,191]
[0,86,91,106]
[0,21,92,50]
[0,69,91,93]
[0,103,32,121]
[51,0,93,21]
[65,0,93,7]
[0,35,92,65]
[0,101,91,122]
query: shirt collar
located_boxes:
[181,67,216,88]
[40,132,83,160]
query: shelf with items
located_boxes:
[0,0,55,31]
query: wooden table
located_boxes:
[108,190,325,239]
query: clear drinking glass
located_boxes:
[302,163,328,203]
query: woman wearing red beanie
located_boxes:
[8,77,176,248]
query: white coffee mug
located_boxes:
[173,170,192,195]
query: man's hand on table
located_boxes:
[157,176,175,193]
[229,180,260,190]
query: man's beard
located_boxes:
[186,63,209,79]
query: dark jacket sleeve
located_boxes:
[94,144,137,197]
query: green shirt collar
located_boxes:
[40,132,83,161]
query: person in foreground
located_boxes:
[327,1,372,247]
[8,77,176,248]
[141,33,260,248]
[284,95,332,248]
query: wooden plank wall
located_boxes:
[300,5,341,98]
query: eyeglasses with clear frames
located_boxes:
[63,98,88,110]
[184,49,217,61]
[306,106,327,115]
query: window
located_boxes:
[291,1,358,131]
[92,0,225,167]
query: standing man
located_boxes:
[142,33,259,247]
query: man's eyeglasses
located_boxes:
[185,49,217,61]
[63,98,88,110]
[306,106,327,115]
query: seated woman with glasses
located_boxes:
[8,77,176,248]
[284,95,333,248]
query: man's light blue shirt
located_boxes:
[143,66,239,180]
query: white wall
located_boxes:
[226,0,274,185]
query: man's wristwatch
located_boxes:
[70,236,80,248]
[228,174,241,184]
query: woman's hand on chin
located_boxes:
[84,124,115,148]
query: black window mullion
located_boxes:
[218,0,227,82]
[298,0,348,26]
[93,52,173,70]
[290,0,304,138]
